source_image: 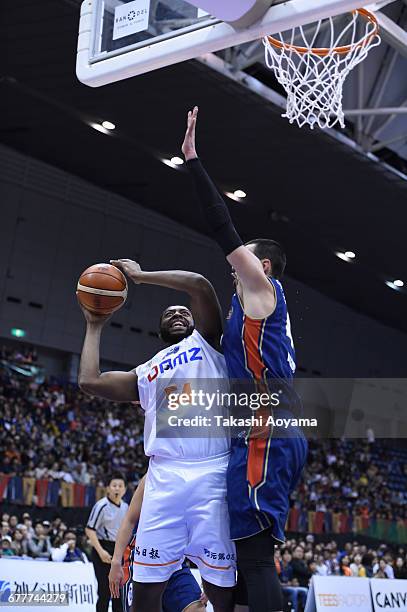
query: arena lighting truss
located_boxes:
[197,0,407,178]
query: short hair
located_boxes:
[106,472,126,487]
[245,239,287,279]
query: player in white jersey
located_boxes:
[78,261,236,612]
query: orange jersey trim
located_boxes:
[242,317,272,488]
[133,558,181,567]
[186,554,233,571]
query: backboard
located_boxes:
[77,0,381,87]
[87,0,219,63]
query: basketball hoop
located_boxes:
[263,9,380,129]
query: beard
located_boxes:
[159,323,194,344]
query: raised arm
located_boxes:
[78,305,138,402]
[182,107,275,319]
[110,260,222,348]
[109,475,147,598]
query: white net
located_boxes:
[263,10,381,129]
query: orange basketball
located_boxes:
[77,264,127,315]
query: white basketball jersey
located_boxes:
[136,330,230,459]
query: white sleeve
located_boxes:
[51,543,68,562]
[135,362,148,411]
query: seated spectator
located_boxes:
[1,521,10,538]
[42,520,52,539]
[51,530,88,563]
[373,558,394,579]
[49,517,62,540]
[308,560,317,577]
[279,549,308,612]
[328,551,340,575]
[1,535,15,557]
[10,529,29,557]
[394,557,407,580]
[22,514,35,539]
[350,553,367,577]
[291,546,312,587]
[8,515,18,536]
[341,555,352,576]
[362,551,375,577]
[27,522,52,560]
[315,555,329,576]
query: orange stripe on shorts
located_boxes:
[133,558,181,567]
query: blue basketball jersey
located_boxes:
[221,277,308,542]
[222,277,296,383]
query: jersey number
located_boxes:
[164,383,192,410]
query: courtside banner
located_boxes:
[371,578,407,612]
[0,559,97,610]
[305,576,373,612]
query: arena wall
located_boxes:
[0,143,406,377]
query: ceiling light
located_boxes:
[89,122,110,135]
[233,189,246,198]
[102,120,116,130]
[162,158,182,169]
[335,251,354,262]
[225,192,241,202]
[385,280,404,291]
[344,251,356,259]
[170,156,184,166]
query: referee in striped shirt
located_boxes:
[86,473,129,612]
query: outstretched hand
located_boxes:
[181,106,198,161]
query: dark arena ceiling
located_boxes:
[2,0,407,333]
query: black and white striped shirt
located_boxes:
[86,496,129,541]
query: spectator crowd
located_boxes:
[0,349,148,504]
[293,438,407,525]
[275,536,407,611]
[1,347,406,519]
[1,346,407,611]
[0,511,89,563]
[1,509,407,612]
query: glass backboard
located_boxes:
[90,0,219,63]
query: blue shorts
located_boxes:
[227,424,308,542]
[121,562,201,612]
[162,565,202,612]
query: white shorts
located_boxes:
[133,452,236,588]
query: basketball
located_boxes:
[77,263,128,315]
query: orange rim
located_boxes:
[266,9,379,57]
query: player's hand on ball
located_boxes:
[182,106,198,161]
[110,259,144,284]
[77,300,112,326]
[108,560,124,598]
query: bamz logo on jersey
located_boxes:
[147,347,203,382]
[164,346,180,358]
